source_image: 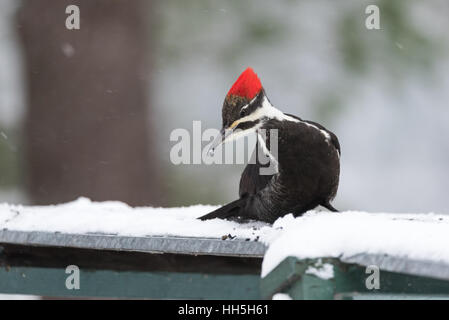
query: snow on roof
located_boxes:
[1,197,448,278]
[0,197,273,240]
[261,211,449,277]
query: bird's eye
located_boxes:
[240,109,247,117]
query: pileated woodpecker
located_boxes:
[199,68,340,223]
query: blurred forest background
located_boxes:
[0,0,448,213]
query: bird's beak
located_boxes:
[208,127,233,156]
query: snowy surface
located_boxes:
[272,293,292,300]
[0,197,274,240]
[1,198,448,279]
[305,259,334,280]
[261,211,449,277]
[0,294,40,300]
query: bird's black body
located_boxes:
[199,68,340,223]
[241,117,339,221]
[239,114,340,199]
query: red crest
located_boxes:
[227,67,262,100]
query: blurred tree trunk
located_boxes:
[17,0,162,206]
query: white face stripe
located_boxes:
[230,97,293,129]
[232,96,332,145]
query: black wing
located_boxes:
[285,113,341,156]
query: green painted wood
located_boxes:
[261,256,449,300]
[260,257,304,298]
[0,266,261,299]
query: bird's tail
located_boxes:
[198,197,246,221]
[322,202,339,212]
